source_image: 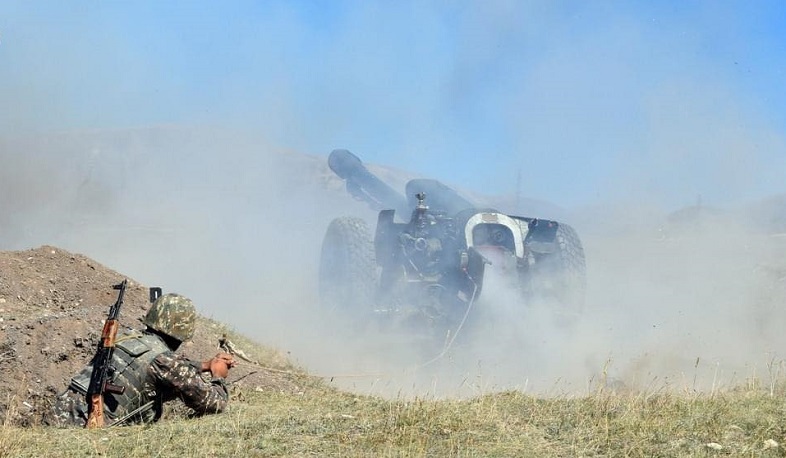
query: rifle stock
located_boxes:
[85,279,127,429]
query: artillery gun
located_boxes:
[319,149,586,340]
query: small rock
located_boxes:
[706,443,723,451]
[764,439,779,450]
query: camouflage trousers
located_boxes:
[42,388,89,428]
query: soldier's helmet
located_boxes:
[143,293,197,342]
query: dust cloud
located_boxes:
[2,128,786,399]
[304,215,786,399]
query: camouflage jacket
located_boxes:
[45,331,228,427]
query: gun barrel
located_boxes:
[328,149,409,215]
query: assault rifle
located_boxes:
[85,279,128,429]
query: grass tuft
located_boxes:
[11,335,786,457]
[8,375,786,457]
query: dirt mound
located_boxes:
[0,245,307,426]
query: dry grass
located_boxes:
[5,368,786,457]
[6,323,786,457]
[0,377,26,458]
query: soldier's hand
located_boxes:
[207,352,236,379]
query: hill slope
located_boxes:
[0,245,307,426]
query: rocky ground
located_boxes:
[0,245,308,426]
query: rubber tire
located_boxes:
[318,217,377,318]
[530,223,587,320]
[554,223,586,308]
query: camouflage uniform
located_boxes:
[44,293,229,428]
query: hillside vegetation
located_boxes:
[5,348,786,457]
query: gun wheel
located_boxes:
[528,223,587,324]
[319,217,377,320]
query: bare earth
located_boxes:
[0,245,306,426]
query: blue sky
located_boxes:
[1,1,785,209]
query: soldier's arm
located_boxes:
[149,352,229,415]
